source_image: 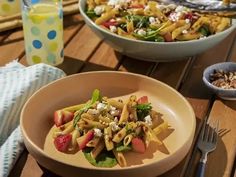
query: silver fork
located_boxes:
[196,119,219,177]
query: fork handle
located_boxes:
[196,162,206,177]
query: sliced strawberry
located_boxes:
[137,96,148,104]
[102,21,118,28]
[132,137,146,153]
[54,134,72,152]
[164,32,173,42]
[77,130,94,150]
[54,110,74,127]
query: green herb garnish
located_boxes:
[126,15,149,28]
[86,10,99,18]
[199,25,210,36]
[136,103,152,120]
[73,89,101,127]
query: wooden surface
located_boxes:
[0,12,236,177]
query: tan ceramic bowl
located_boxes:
[20,71,196,177]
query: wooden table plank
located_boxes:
[228,34,236,62]
[119,56,155,75]
[150,59,192,89]
[206,100,236,177]
[89,43,121,68]
[64,25,102,61]
[0,29,24,66]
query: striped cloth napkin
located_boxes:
[0,61,66,177]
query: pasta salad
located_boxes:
[85,0,232,42]
[51,89,169,167]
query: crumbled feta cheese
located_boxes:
[167,4,177,9]
[169,12,182,22]
[87,109,99,115]
[114,4,121,9]
[114,117,118,122]
[182,29,188,34]
[185,19,190,23]
[110,25,117,33]
[110,105,116,111]
[109,122,120,132]
[137,29,146,36]
[94,128,103,137]
[97,103,107,111]
[200,36,207,39]
[94,5,105,15]
[108,0,129,6]
[144,115,152,126]
[149,17,156,24]
[110,110,119,116]
[175,5,187,13]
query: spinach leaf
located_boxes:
[126,15,149,28]
[133,30,164,42]
[86,9,99,18]
[73,89,101,127]
[199,25,210,36]
[83,148,117,167]
[136,103,152,120]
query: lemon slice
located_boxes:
[28,3,59,24]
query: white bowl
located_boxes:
[78,0,236,62]
[20,71,196,177]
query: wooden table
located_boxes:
[0,12,236,177]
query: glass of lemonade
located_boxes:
[0,0,21,16]
[22,0,64,66]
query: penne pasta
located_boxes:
[91,139,105,159]
[216,17,231,33]
[118,103,129,124]
[172,23,191,40]
[104,127,114,151]
[123,134,133,146]
[69,129,81,151]
[62,103,85,112]
[153,121,168,134]
[95,9,118,25]
[112,150,127,167]
[50,89,171,168]
[86,137,101,147]
[81,112,96,120]
[78,118,107,129]
[176,32,201,41]
[107,99,124,110]
[112,127,127,143]
[142,124,162,146]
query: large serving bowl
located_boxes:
[79,0,236,62]
[20,71,196,177]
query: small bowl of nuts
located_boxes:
[203,62,236,100]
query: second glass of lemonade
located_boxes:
[0,0,20,16]
[22,0,64,66]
